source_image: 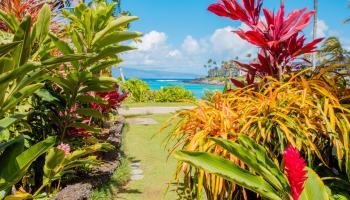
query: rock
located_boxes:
[130,175,144,181]
[131,169,143,175]
[129,162,141,168]
[54,183,92,200]
[126,118,158,125]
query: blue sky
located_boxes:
[120,0,350,75]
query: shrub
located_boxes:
[121,79,151,102]
[154,86,195,102]
[166,69,350,199]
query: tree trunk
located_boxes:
[312,0,318,68]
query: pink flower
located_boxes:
[283,146,308,200]
[57,143,71,156]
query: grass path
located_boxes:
[117,114,178,200]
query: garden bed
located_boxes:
[54,117,125,200]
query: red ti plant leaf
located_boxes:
[208,0,323,84]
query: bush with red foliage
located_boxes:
[208,0,323,86]
[91,84,128,113]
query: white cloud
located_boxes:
[121,25,256,74]
[135,31,167,51]
[182,36,200,54]
[310,19,329,38]
[316,19,329,38]
[209,26,255,60]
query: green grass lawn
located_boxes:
[122,102,194,108]
[91,113,179,200]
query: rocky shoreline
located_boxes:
[184,78,225,86]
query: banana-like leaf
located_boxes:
[93,31,143,49]
[0,63,39,86]
[0,136,55,191]
[87,59,122,73]
[4,190,32,200]
[64,143,115,164]
[0,83,44,115]
[92,16,139,45]
[0,137,23,155]
[210,137,290,192]
[0,42,22,58]
[0,114,26,132]
[32,4,51,44]
[41,54,89,66]
[174,150,282,200]
[299,168,329,200]
[12,15,31,67]
[43,148,65,185]
[85,46,135,65]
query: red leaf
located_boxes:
[230,78,245,88]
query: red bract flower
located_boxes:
[283,146,308,200]
[208,0,323,87]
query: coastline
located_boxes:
[183,78,226,86]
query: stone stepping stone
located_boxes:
[126,118,158,125]
[131,169,143,175]
[130,174,144,181]
[130,162,141,168]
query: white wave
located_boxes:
[156,80,178,82]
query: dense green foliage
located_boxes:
[121,79,151,102]
[154,86,195,102]
[0,0,140,198]
[121,79,195,103]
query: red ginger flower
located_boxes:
[283,146,308,200]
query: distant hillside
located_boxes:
[113,67,202,79]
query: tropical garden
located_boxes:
[0,0,350,200]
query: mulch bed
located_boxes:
[54,117,125,200]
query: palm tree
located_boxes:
[320,37,350,65]
[344,1,350,23]
[312,0,318,67]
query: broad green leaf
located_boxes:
[86,46,135,65]
[93,31,142,49]
[0,137,23,155]
[41,54,88,66]
[0,137,55,191]
[88,59,122,73]
[299,168,329,200]
[0,41,22,58]
[12,15,31,67]
[0,114,26,132]
[1,83,44,114]
[34,89,59,102]
[75,108,104,119]
[43,148,65,185]
[210,137,290,192]
[33,4,51,44]
[0,63,39,86]
[65,143,114,163]
[174,151,282,200]
[4,190,32,200]
[92,16,139,45]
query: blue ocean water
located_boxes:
[143,79,224,99]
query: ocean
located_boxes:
[143,79,224,99]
